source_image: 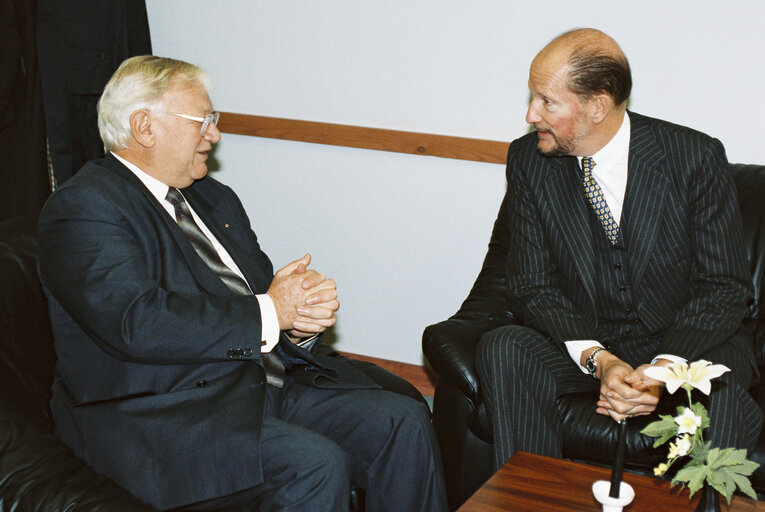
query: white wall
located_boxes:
[145,1,765,364]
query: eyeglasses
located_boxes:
[160,111,220,135]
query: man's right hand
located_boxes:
[594,352,662,422]
[266,254,339,335]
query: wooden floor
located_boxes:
[340,352,437,397]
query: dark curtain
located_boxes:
[36,0,152,186]
[0,0,49,222]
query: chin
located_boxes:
[191,166,209,181]
[536,142,566,158]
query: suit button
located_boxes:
[243,347,253,357]
[227,348,236,358]
[196,380,208,388]
[626,308,634,315]
[614,263,622,270]
[619,286,627,292]
[236,348,245,357]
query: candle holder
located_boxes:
[593,480,635,512]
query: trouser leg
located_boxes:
[278,382,448,512]
[180,385,351,512]
[700,343,762,451]
[476,325,594,471]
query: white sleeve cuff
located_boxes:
[255,294,280,353]
[564,340,604,374]
[652,353,686,365]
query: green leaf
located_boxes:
[731,460,760,477]
[641,416,677,438]
[706,447,733,470]
[673,464,709,497]
[691,402,710,430]
[710,468,735,504]
[642,416,679,447]
[731,471,759,501]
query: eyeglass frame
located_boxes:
[158,111,220,135]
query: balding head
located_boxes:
[536,28,632,106]
[525,28,630,157]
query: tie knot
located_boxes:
[165,187,184,207]
[581,157,596,175]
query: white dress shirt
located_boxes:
[561,114,685,372]
[112,152,280,353]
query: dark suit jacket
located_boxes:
[504,112,755,371]
[37,153,377,509]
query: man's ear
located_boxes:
[130,110,155,148]
[588,93,612,124]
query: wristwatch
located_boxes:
[585,347,606,378]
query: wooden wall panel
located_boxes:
[218,112,509,165]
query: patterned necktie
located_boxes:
[581,157,620,245]
[165,187,285,387]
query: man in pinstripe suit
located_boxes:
[476,28,762,471]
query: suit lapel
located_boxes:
[622,113,670,289]
[102,155,233,296]
[183,185,272,293]
[544,156,598,306]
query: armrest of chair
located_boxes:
[423,315,511,405]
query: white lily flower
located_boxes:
[642,359,730,395]
[643,362,688,394]
[675,408,702,435]
[684,360,730,395]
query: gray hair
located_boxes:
[97,55,210,151]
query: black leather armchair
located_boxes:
[0,215,426,511]
[423,163,765,510]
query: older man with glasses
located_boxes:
[37,55,447,512]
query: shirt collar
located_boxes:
[111,152,171,204]
[579,111,631,170]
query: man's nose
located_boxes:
[204,123,222,143]
[525,103,540,125]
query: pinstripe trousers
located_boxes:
[476,324,763,471]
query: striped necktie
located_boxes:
[165,187,285,387]
[581,157,620,245]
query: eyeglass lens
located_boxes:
[201,112,220,134]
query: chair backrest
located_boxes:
[729,163,765,360]
[0,216,56,423]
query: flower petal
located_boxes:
[644,364,685,394]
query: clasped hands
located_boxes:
[266,254,339,342]
[592,350,670,422]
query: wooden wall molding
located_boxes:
[218,112,509,165]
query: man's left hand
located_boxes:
[596,355,663,421]
[287,261,340,340]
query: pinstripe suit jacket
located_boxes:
[505,112,754,368]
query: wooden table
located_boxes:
[458,451,765,511]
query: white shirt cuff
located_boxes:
[564,340,604,374]
[255,294,280,353]
[652,353,686,365]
